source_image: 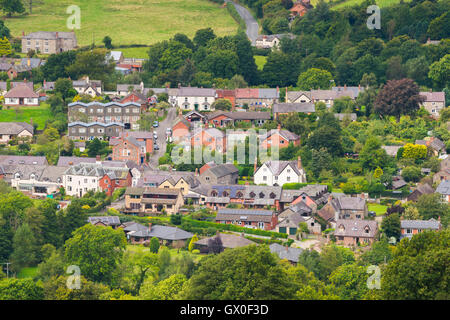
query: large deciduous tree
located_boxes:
[374,78,424,120]
[297,68,333,90]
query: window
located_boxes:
[259,192,265,198]
[263,176,267,181]
[249,191,256,198]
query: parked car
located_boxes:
[153,131,158,139]
[154,144,159,150]
[166,128,172,135]
[153,121,159,127]
[368,211,376,217]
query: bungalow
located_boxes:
[259,126,300,149]
[194,233,255,253]
[215,208,278,230]
[416,137,446,156]
[183,110,206,123]
[121,222,193,248]
[334,113,357,121]
[400,218,441,239]
[269,243,303,264]
[272,103,315,119]
[0,122,34,144]
[254,157,307,186]
[88,216,121,228]
[4,83,39,106]
[334,219,378,246]
[207,111,271,127]
[289,0,312,18]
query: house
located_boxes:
[215,208,278,230]
[433,158,450,184]
[269,243,303,264]
[183,110,206,123]
[381,145,402,157]
[190,127,226,152]
[172,116,192,142]
[254,157,306,186]
[419,91,446,117]
[276,209,320,235]
[6,165,66,197]
[42,80,56,92]
[4,83,39,106]
[216,89,236,107]
[116,82,146,96]
[334,219,378,246]
[22,31,77,54]
[0,122,34,144]
[279,189,317,211]
[287,88,359,107]
[207,111,272,127]
[110,131,153,165]
[255,34,294,49]
[286,91,313,104]
[391,176,407,190]
[123,187,184,215]
[106,51,124,64]
[194,233,255,253]
[334,113,357,122]
[68,122,124,140]
[122,222,193,247]
[289,0,313,18]
[259,126,300,149]
[68,101,141,129]
[157,171,200,196]
[400,218,441,239]
[170,87,217,111]
[272,103,315,119]
[63,162,131,197]
[317,200,337,229]
[72,77,103,97]
[406,183,434,202]
[332,195,368,220]
[436,180,450,203]
[88,216,121,228]
[416,137,446,156]
[234,88,280,108]
[199,163,239,185]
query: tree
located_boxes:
[0,278,44,300]
[211,98,232,111]
[139,274,187,300]
[64,224,127,284]
[374,79,424,120]
[415,193,449,225]
[193,28,216,48]
[149,237,160,254]
[65,49,115,83]
[359,239,393,266]
[401,143,427,159]
[179,245,297,299]
[43,275,109,300]
[359,137,389,170]
[401,166,422,182]
[0,37,12,56]
[103,36,113,49]
[188,234,198,252]
[54,78,75,100]
[0,0,25,17]
[381,213,401,241]
[234,33,258,85]
[427,12,450,41]
[228,74,248,89]
[308,126,343,156]
[0,20,10,39]
[86,138,103,157]
[402,206,420,220]
[297,68,333,90]
[329,263,370,300]
[262,51,299,87]
[10,223,38,271]
[428,54,450,89]
[380,229,449,299]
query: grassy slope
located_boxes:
[310,0,408,8]
[254,55,267,71]
[4,0,237,47]
[0,104,52,129]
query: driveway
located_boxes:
[226,0,259,45]
[148,107,177,168]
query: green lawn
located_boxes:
[0,104,52,130]
[254,55,267,71]
[17,267,38,279]
[5,0,237,47]
[120,47,150,59]
[310,0,409,9]
[368,203,388,216]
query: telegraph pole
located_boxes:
[1,262,11,278]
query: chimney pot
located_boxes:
[148,223,152,232]
[277,124,281,130]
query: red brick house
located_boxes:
[110,131,153,165]
[191,127,226,152]
[98,169,132,196]
[216,89,236,108]
[172,116,191,142]
[120,92,148,111]
[215,208,278,230]
[259,126,300,149]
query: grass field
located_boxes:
[368,203,388,216]
[120,47,150,59]
[4,0,237,47]
[17,267,38,279]
[0,104,52,130]
[310,0,408,8]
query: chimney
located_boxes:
[43,79,46,86]
[286,245,289,252]
[195,167,199,176]
[96,155,101,163]
[358,84,361,90]
[24,78,27,83]
[277,124,281,130]
[285,87,288,102]
[297,156,302,169]
[245,181,249,186]
[344,84,347,89]
[360,192,365,199]
[69,161,73,166]
[178,83,181,89]
[22,31,25,37]
[148,223,152,232]
[27,58,30,67]
[254,157,257,174]
[179,109,182,116]
[30,118,33,127]
[56,32,58,38]
[327,195,333,203]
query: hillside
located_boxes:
[3,0,237,47]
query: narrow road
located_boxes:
[226,0,259,45]
[149,107,177,168]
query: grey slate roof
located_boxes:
[195,233,255,249]
[273,103,315,114]
[259,129,300,142]
[203,163,238,178]
[436,180,450,195]
[256,160,302,176]
[0,122,34,135]
[57,156,96,167]
[400,218,441,230]
[88,216,121,226]
[334,219,378,238]
[177,87,216,97]
[216,208,274,223]
[334,196,366,211]
[126,224,193,240]
[269,243,303,263]
[23,31,77,40]
[0,155,47,166]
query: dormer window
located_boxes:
[249,191,256,198]
[259,192,265,198]
[222,191,229,197]
[15,173,21,179]
[30,174,36,180]
[236,191,243,198]
[211,190,218,197]
[270,192,276,199]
